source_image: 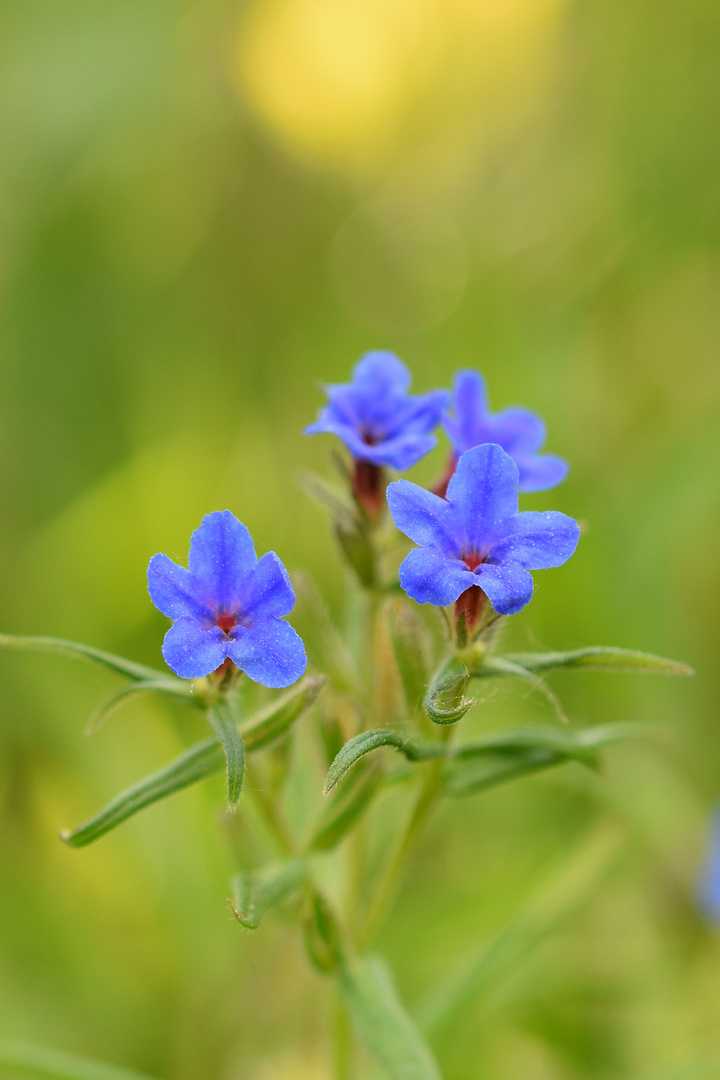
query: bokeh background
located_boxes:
[1,0,719,1077]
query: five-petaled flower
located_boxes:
[147,510,307,686]
[305,351,448,517]
[438,370,568,495]
[387,443,579,623]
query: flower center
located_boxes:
[463,551,483,572]
[216,614,237,634]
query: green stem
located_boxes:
[331,989,354,1080]
[357,732,451,948]
[243,760,295,856]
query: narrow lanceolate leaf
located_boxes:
[308,764,383,852]
[209,700,245,805]
[339,954,442,1080]
[415,823,624,1036]
[0,1039,159,1080]
[323,731,443,794]
[240,675,327,752]
[478,646,694,678]
[470,656,568,723]
[388,602,431,715]
[443,723,645,798]
[60,738,224,847]
[86,679,198,734]
[423,659,476,725]
[0,632,170,683]
[230,858,306,930]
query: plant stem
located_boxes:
[243,760,295,856]
[331,989,354,1080]
[357,731,452,948]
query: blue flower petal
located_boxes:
[389,390,450,438]
[398,547,475,606]
[147,554,210,621]
[387,480,458,553]
[486,409,545,457]
[489,511,580,569]
[241,551,296,620]
[188,511,257,612]
[228,619,307,688]
[444,370,566,493]
[446,444,519,553]
[475,561,534,615]
[443,369,489,451]
[352,350,411,396]
[161,617,228,679]
[516,454,569,492]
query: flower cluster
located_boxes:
[149,352,577,683]
[306,351,578,625]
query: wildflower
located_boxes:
[387,443,579,629]
[147,510,307,686]
[305,351,448,517]
[437,370,568,496]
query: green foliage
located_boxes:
[478,646,694,677]
[0,1040,158,1080]
[338,955,442,1080]
[208,699,245,805]
[230,859,306,930]
[423,660,476,725]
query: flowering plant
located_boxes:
[0,355,692,1080]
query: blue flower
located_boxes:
[441,370,568,493]
[147,510,307,686]
[305,351,449,472]
[387,443,579,616]
[697,806,720,924]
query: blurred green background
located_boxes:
[1,0,719,1077]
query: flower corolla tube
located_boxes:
[304,351,448,472]
[147,510,307,686]
[387,443,580,619]
[441,370,568,493]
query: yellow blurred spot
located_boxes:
[235,0,567,173]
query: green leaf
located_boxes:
[323,731,443,794]
[304,890,346,973]
[443,723,645,798]
[240,675,327,752]
[0,1039,158,1080]
[86,679,198,734]
[388,602,431,715]
[415,822,623,1035]
[308,763,383,852]
[470,655,568,722]
[423,659,476,725]
[479,646,694,677]
[338,954,442,1080]
[0,632,170,683]
[209,699,245,805]
[60,737,224,847]
[230,858,306,929]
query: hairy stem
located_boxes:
[357,732,452,948]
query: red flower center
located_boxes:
[463,551,483,572]
[216,614,236,634]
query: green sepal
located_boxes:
[388,602,431,716]
[0,632,170,683]
[423,659,476,725]
[334,520,377,589]
[241,675,327,752]
[229,858,306,929]
[86,679,199,734]
[307,763,383,852]
[304,891,346,973]
[338,954,442,1080]
[0,1038,159,1080]
[323,730,443,794]
[60,737,224,847]
[443,722,647,798]
[476,646,694,678]
[208,699,245,806]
